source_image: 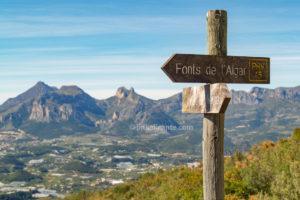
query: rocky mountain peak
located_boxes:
[249,86,300,101]
[0,81,57,110]
[29,81,57,94]
[57,85,84,96]
[230,89,261,105]
[34,81,49,88]
[116,87,135,99]
[0,82,299,139]
[230,86,300,105]
[249,87,267,98]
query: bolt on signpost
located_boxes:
[161,10,270,200]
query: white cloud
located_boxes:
[0,47,87,54]
[230,17,300,33]
[0,55,165,67]
[272,56,300,61]
[0,16,202,38]
[0,55,166,76]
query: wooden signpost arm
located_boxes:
[203,10,227,200]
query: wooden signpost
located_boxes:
[161,10,270,200]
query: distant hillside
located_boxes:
[0,81,57,111]
[230,86,300,105]
[0,82,300,153]
[0,83,104,138]
[59,128,300,200]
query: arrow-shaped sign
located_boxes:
[161,54,270,84]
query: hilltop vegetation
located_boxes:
[59,128,300,200]
[1,170,41,183]
[63,161,99,174]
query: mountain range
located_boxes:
[0,82,299,153]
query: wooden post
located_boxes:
[207,10,227,56]
[203,10,227,200]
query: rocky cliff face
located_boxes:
[115,87,135,99]
[230,86,300,105]
[27,85,104,125]
[98,87,178,132]
[0,82,104,136]
[155,93,182,113]
[230,90,261,105]
[0,82,299,139]
[249,87,300,101]
[29,101,51,122]
[28,101,74,123]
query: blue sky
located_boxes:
[1,0,300,103]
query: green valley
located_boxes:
[58,128,300,200]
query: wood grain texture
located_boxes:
[207,10,227,56]
[203,9,227,200]
[182,83,231,114]
[203,114,225,200]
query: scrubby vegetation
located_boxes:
[1,170,42,183]
[63,161,98,174]
[59,128,300,200]
[0,191,37,200]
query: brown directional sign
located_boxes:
[161,54,270,84]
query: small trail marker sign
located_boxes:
[182,83,231,114]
